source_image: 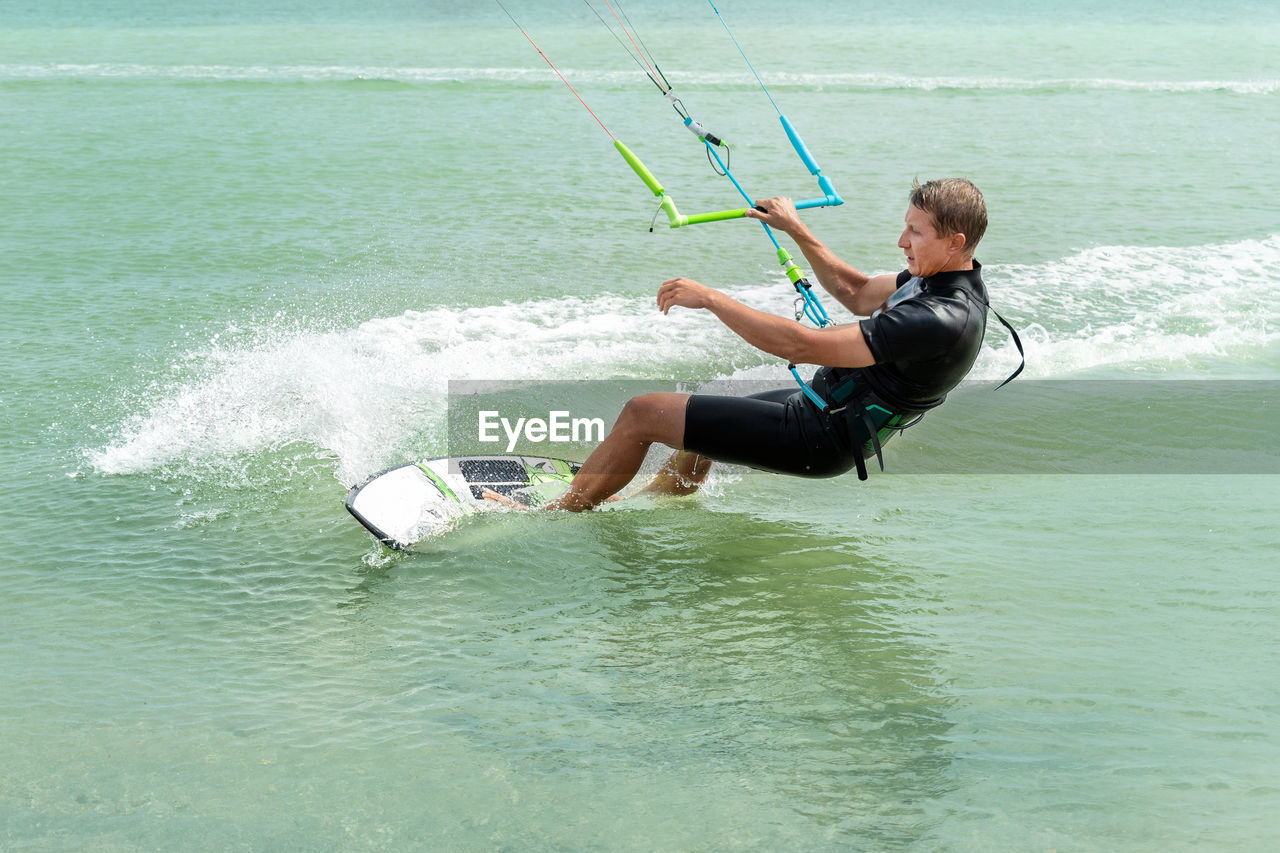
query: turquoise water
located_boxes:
[3,1,1278,849]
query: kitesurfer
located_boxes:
[535,177,993,511]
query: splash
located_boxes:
[87,292,748,484]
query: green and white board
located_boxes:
[345,455,581,549]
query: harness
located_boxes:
[794,289,1026,481]
[798,367,927,481]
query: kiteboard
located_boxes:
[344,455,581,549]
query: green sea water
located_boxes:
[2,1,1278,849]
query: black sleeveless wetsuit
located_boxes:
[682,262,988,477]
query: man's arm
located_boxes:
[746,197,897,316]
[658,277,875,368]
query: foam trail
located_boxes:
[89,235,1280,483]
[88,292,747,484]
[973,234,1280,379]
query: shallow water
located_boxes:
[2,1,1278,849]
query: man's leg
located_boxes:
[545,392,690,512]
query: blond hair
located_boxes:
[909,178,987,255]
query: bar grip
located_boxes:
[680,207,748,226]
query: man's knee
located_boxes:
[618,393,660,423]
[615,393,687,443]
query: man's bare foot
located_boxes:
[481,488,527,510]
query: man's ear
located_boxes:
[948,232,967,256]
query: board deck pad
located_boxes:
[345,455,581,549]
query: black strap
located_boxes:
[814,396,885,482]
[850,396,886,477]
[974,295,1025,389]
[850,433,869,481]
[811,402,864,480]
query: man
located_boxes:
[537,177,991,511]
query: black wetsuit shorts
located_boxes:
[683,388,894,478]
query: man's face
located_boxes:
[898,204,964,277]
